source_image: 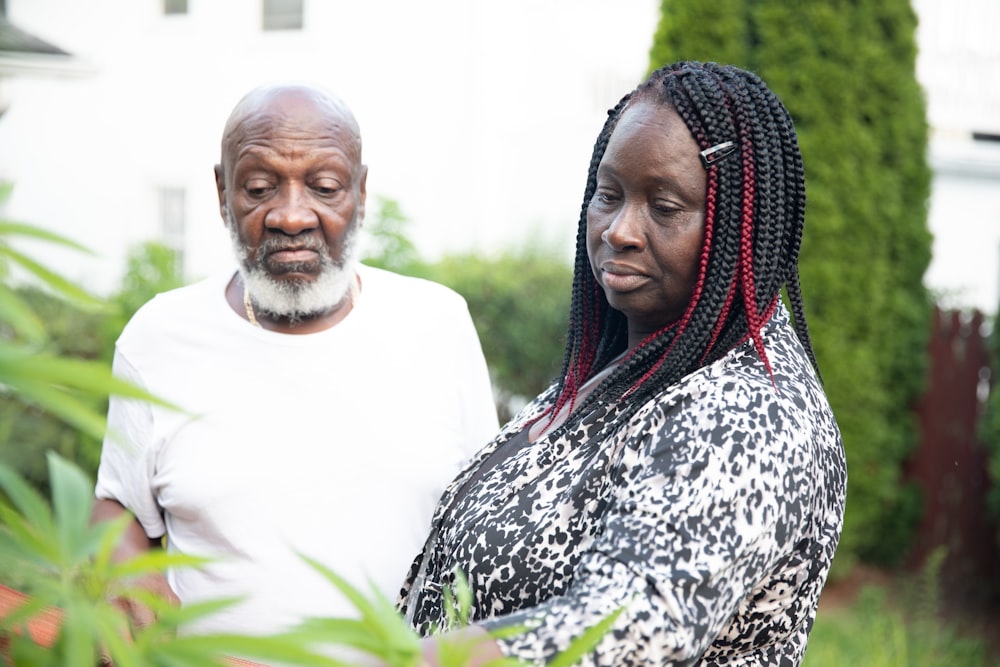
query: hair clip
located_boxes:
[699,141,736,168]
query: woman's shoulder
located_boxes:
[626,306,834,445]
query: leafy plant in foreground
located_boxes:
[0,183,167,442]
[0,452,336,667]
[1,454,621,666]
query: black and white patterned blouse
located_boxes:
[399,305,846,666]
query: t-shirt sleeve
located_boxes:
[480,388,803,666]
[450,300,500,459]
[94,347,166,539]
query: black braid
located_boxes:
[547,61,818,430]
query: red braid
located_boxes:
[702,168,737,362]
[736,138,774,383]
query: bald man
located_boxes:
[91,84,498,639]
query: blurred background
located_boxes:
[1,0,998,664]
[0,0,997,311]
[0,0,661,290]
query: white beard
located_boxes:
[225,206,363,322]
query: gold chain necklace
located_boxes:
[243,281,261,327]
[242,275,360,328]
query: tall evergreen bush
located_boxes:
[648,0,933,568]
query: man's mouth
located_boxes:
[269,248,320,263]
[261,245,325,276]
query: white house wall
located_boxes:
[1,0,997,314]
[0,0,657,293]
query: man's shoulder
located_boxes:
[118,271,230,341]
[132,273,225,314]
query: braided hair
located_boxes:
[545,61,819,429]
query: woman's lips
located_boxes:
[601,267,648,291]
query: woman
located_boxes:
[399,62,846,666]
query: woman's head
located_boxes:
[586,100,707,346]
[552,61,817,421]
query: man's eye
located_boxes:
[244,181,272,197]
[313,181,341,196]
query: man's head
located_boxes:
[214,84,367,322]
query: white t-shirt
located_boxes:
[95,264,499,637]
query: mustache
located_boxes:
[258,235,327,254]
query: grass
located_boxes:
[803,574,997,667]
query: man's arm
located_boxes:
[90,498,179,628]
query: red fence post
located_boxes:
[906,305,999,605]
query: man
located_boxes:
[91,84,498,638]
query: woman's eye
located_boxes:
[592,191,619,206]
[652,199,683,216]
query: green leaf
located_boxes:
[47,452,97,565]
[95,607,144,667]
[0,221,96,255]
[546,605,625,667]
[0,242,104,308]
[0,345,177,405]
[155,633,347,667]
[298,554,421,664]
[59,594,101,667]
[291,617,387,655]
[91,511,135,572]
[0,344,179,440]
[106,551,212,589]
[0,282,47,342]
[0,504,62,570]
[1,373,110,441]
[0,459,57,537]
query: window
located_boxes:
[158,187,186,270]
[262,0,303,30]
[163,0,188,15]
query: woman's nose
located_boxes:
[602,204,644,251]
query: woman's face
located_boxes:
[586,100,707,345]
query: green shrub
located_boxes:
[0,241,184,492]
[416,247,572,420]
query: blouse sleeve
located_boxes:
[480,376,816,666]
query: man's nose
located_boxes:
[265,185,319,235]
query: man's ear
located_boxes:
[214,164,227,223]
[357,164,368,225]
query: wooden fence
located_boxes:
[906,305,999,605]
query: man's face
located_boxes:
[216,90,368,319]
